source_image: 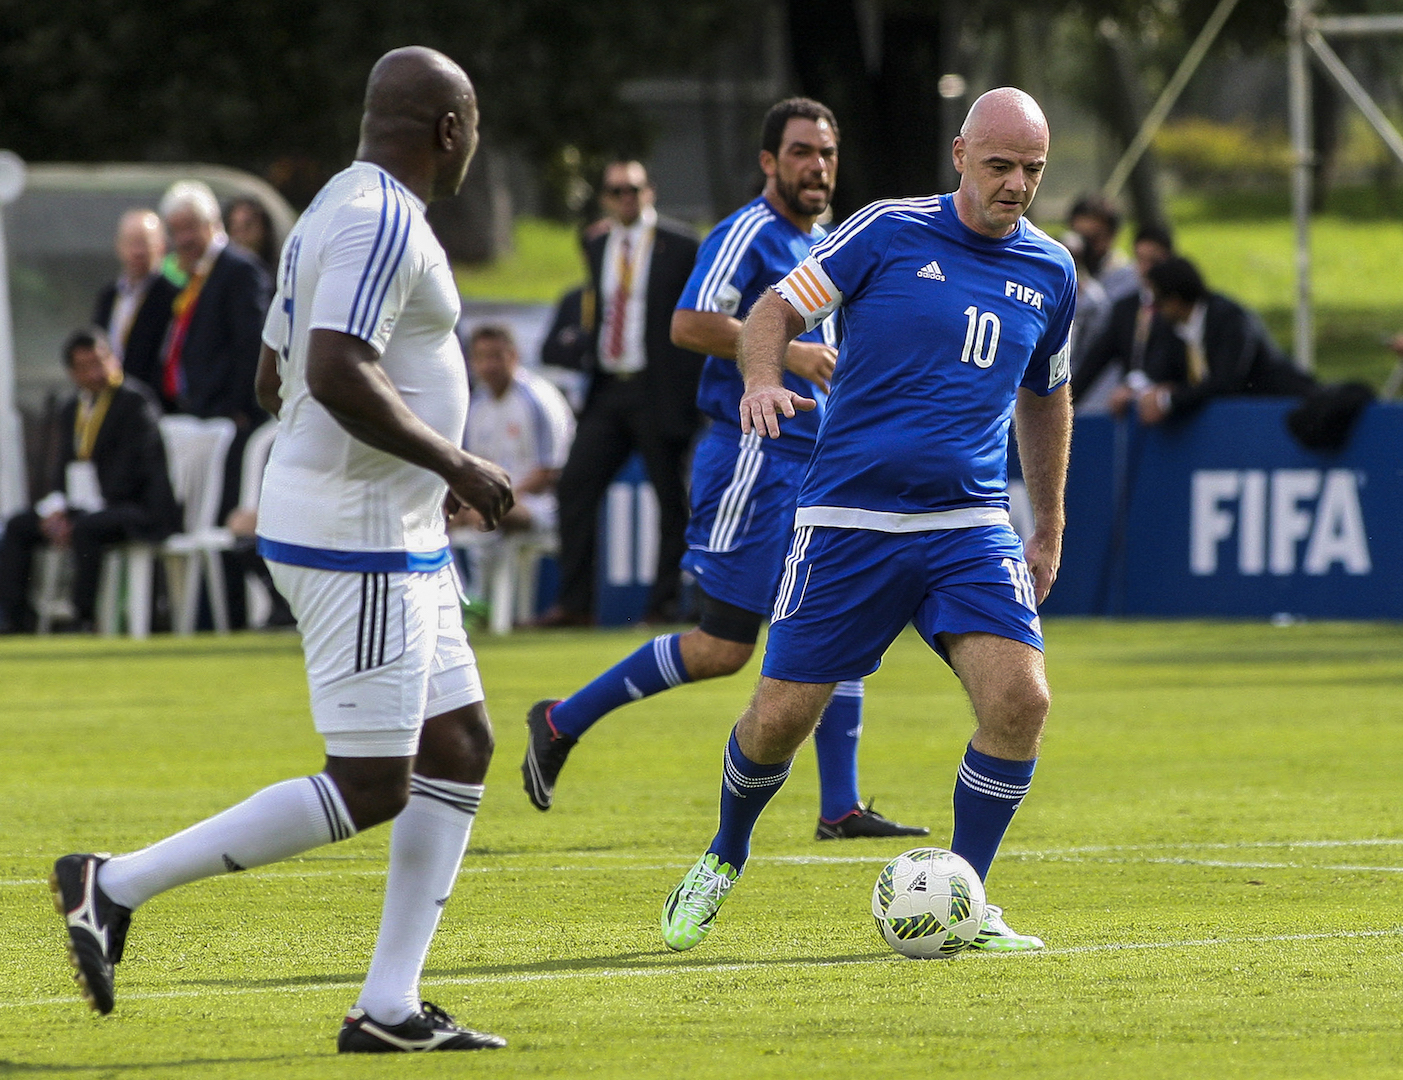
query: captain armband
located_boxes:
[773,256,843,332]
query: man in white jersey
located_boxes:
[662,88,1074,954]
[50,47,514,1053]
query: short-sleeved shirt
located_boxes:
[464,368,575,487]
[774,193,1075,530]
[678,196,836,460]
[258,161,467,571]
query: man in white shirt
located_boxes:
[50,46,512,1054]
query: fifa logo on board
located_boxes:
[1189,469,1370,576]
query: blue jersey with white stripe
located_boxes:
[678,196,835,458]
[782,193,1075,525]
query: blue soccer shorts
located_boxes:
[761,523,1043,684]
[681,426,809,616]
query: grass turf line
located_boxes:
[1,620,1401,1077]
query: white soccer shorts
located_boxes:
[269,562,484,758]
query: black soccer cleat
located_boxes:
[814,801,931,841]
[521,699,576,811]
[337,1001,507,1052]
[49,853,132,1015]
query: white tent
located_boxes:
[0,150,27,519]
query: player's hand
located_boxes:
[1023,531,1062,605]
[783,341,837,393]
[445,453,514,531]
[740,385,816,439]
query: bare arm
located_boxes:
[672,307,837,391]
[1013,383,1072,604]
[305,328,513,528]
[255,344,282,419]
[735,290,817,438]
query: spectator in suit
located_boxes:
[158,181,272,431]
[160,180,274,627]
[91,209,180,392]
[1072,223,1180,416]
[536,161,703,626]
[1135,255,1316,425]
[1068,193,1139,302]
[0,329,178,633]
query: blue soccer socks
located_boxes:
[813,679,863,822]
[708,729,792,872]
[950,743,1035,883]
[549,634,691,739]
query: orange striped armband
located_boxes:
[774,256,842,331]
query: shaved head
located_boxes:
[356,46,479,201]
[959,87,1048,145]
[952,86,1050,238]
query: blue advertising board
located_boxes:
[1026,400,1402,619]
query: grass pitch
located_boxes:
[2,620,1401,1077]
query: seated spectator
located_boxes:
[91,209,180,392]
[0,329,178,633]
[1068,192,1140,302]
[1072,223,1179,416]
[451,325,575,606]
[224,195,279,272]
[1134,255,1316,425]
[454,324,575,534]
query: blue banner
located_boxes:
[1027,401,1402,619]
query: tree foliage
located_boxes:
[0,0,747,205]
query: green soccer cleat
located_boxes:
[661,853,740,951]
[969,904,1045,953]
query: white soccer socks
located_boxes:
[96,774,356,910]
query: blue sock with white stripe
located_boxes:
[548,634,691,739]
[707,729,792,872]
[950,743,1036,883]
[813,679,863,822]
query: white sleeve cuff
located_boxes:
[773,256,842,332]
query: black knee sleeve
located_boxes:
[696,590,764,645]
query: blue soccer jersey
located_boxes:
[678,196,837,459]
[774,193,1075,528]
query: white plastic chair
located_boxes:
[33,546,76,633]
[96,416,236,637]
[451,526,558,635]
[201,419,278,627]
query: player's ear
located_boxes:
[951,136,967,175]
[759,149,777,179]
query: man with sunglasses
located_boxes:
[538,161,702,628]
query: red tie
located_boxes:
[606,236,632,365]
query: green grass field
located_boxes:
[2,620,1401,1077]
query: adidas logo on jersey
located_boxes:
[917,260,945,281]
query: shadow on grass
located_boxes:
[174,949,894,993]
[0,1059,303,1075]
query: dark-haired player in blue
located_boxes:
[521,98,926,842]
[662,87,1075,953]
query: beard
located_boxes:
[776,171,832,219]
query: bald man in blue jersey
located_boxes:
[662,87,1075,954]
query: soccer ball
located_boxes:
[871,847,987,959]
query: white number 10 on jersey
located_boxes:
[960,306,1002,368]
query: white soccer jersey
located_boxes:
[464,368,574,487]
[258,161,467,571]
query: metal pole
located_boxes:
[1102,0,1243,201]
[1288,0,1315,372]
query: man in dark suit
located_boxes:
[0,329,178,633]
[1070,223,1181,415]
[539,161,703,625]
[158,182,273,628]
[1134,255,1316,425]
[158,181,272,431]
[91,209,180,391]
